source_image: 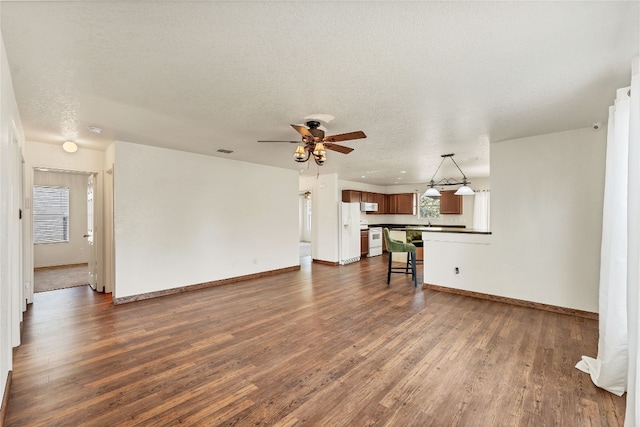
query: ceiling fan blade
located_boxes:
[323,130,366,142]
[291,124,314,138]
[258,140,301,143]
[325,143,354,154]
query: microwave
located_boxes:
[360,202,378,212]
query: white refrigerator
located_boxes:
[339,202,361,265]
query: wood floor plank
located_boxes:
[5,255,625,426]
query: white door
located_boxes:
[87,174,99,291]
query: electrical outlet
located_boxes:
[455,267,459,274]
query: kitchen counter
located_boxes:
[392,227,491,235]
[369,223,466,229]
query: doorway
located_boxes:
[299,191,312,258]
[31,168,108,293]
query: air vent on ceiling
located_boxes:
[217,149,234,154]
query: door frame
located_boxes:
[299,191,312,243]
[9,124,24,346]
[26,166,111,298]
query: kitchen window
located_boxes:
[33,185,70,244]
[418,193,441,219]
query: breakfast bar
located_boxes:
[416,227,493,294]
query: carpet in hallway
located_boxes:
[34,264,90,293]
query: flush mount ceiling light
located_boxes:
[62,140,78,153]
[424,153,475,197]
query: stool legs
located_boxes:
[411,252,417,287]
[387,251,418,287]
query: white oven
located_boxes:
[368,227,383,257]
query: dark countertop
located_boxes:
[369,223,466,229]
[391,227,492,235]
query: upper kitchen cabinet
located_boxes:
[361,192,375,203]
[342,190,361,203]
[389,193,416,215]
[341,190,418,215]
[373,192,387,214]
[440,190,462,214]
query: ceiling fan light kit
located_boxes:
[293,143,327,165]
[424,153,475,197]
[294,145,308,162]
[260,120,366,167]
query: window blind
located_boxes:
[33,185,70,244]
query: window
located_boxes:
[418,193,441,219]
[33,185,70,244]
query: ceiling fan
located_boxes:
[258,120,366,165]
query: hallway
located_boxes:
[33,263,89,293]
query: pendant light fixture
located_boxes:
[424,153,475,197]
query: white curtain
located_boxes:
[472,190,490,231]
[576,86,630,396]
[575,58,639,424]
[625,57,640,426]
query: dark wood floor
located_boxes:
[6,256,625,426]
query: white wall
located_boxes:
[113,141,299,299]
[337,180,387,195]
[25,140,105,173]
[0,28,25,409]
[300,174,342,262]
[33,171,90,268]
[104,143,115,293]
[424,127,606,312]
[310,173,340,263]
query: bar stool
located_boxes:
[383,228,417,287]
[412,240,424,266]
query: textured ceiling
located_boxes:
[1,1,638,186]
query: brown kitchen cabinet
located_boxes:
[389,193,415,215]
[364,192,386,215]
[342,190,361,203]
[361,192,375,203]
[440,190,462,214]
[342,190,418,215]
[387,194,397,213]
[342,190,387,213]
[373,192,387,214]
[360,230,369,257]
